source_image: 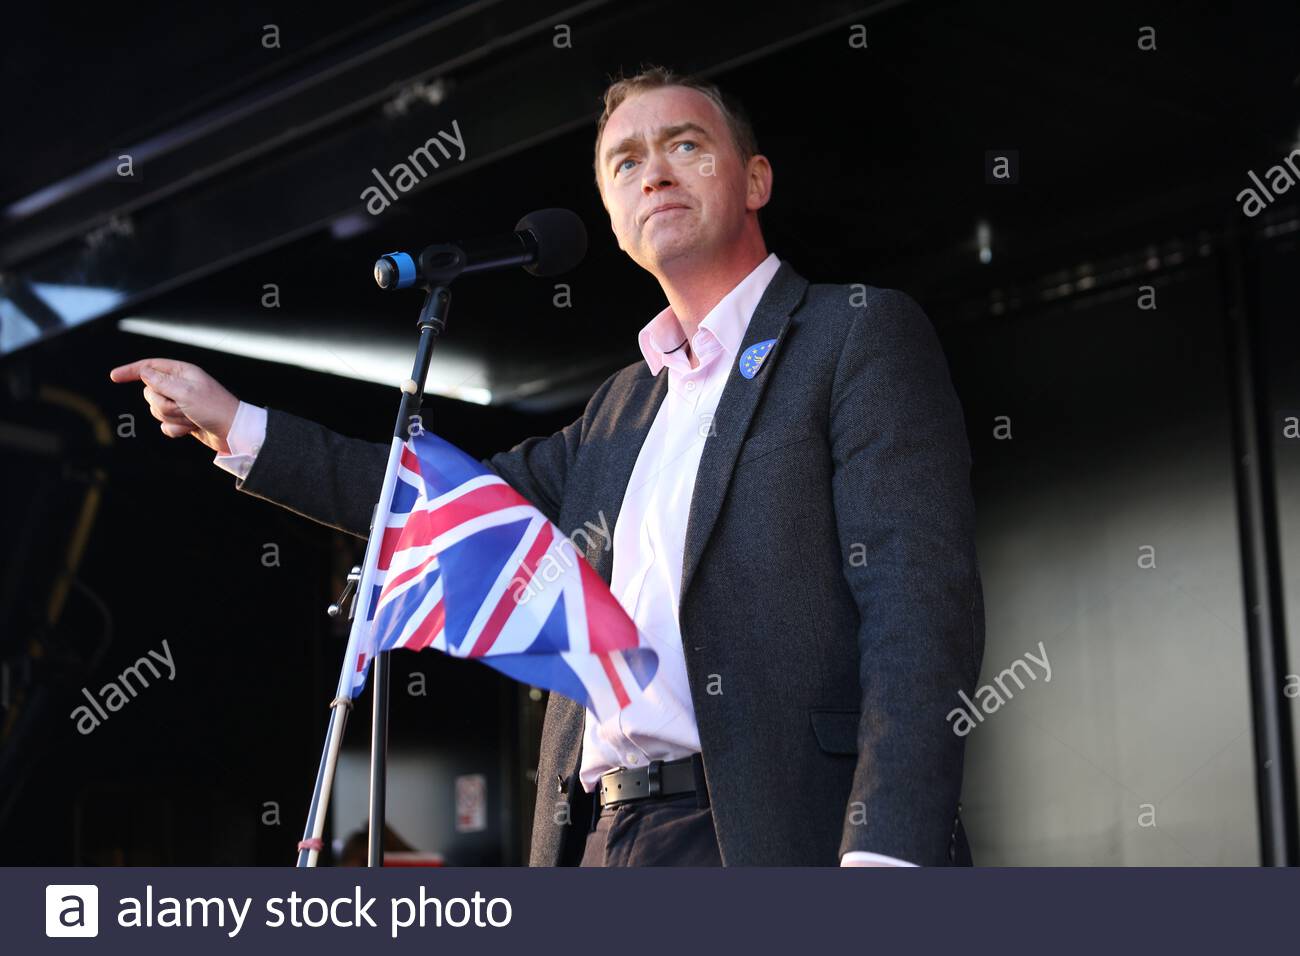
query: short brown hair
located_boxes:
[593,65,759,188]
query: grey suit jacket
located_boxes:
[235,261,985,866]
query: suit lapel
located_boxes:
[679,261,809,606]
[586,369,669,584]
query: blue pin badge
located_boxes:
[738,338,777,379]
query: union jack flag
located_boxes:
[338,430,657,721]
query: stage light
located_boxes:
[117,316,494,405]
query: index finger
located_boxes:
[109,358,185,383]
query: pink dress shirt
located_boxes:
[575,255,781,792]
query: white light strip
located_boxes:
[117,316,494,406]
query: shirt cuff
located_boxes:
[840,851,918,867]
[212,401,268,480]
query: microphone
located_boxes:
[374,208,587,289]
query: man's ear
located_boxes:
[745,153,773,212]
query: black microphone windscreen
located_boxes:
[517,208,587,277]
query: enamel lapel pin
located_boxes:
[738,338,777,379]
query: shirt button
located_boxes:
[626,753,639,765]
[685,381,696,392]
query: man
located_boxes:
[110,66,985,867]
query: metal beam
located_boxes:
[0,0,884,359]
[1220,217,1300,866]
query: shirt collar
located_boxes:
[637,253,782,376]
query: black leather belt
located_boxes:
[599,754,701,808]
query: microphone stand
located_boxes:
[295,282,451,867]
[290,210,584,867]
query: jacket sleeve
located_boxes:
[830,287,985,865]
[483,370,621,527]
[235,407,389,539]
[235,372,620,538]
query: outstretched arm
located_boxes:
[110,357,620,538]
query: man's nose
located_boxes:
[641,153,675,193]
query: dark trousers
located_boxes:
[579,774,722,866]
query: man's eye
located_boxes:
[617,158,637,174]
[675,141,698,153]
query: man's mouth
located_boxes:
[643,203,689,224]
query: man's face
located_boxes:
[597,86,768,274]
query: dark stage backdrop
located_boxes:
[2,0,1298,865]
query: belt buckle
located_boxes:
[599,765,636,808]
[599,769,619,808]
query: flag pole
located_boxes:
[367,652,391,867]
[294,284,452,867]
[294,435,402,867]
[294,695,350,867]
